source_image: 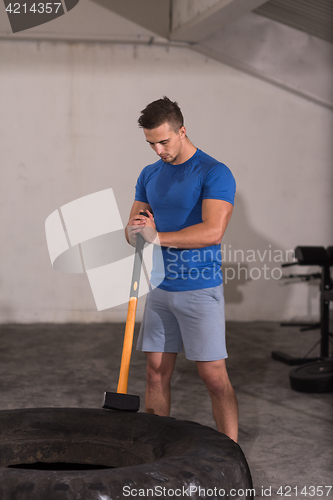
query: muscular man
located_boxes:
[126,97,238,442]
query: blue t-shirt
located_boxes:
[135,148,236,291]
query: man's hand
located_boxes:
[140,210,160,244]
[126,210,159,246]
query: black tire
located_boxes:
[0,408,253,500]
[289,360,333,393]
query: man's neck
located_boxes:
[171,137,197,165]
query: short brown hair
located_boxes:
[138,96,184,131]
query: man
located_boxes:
[126,97,238,442]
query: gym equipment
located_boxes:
[272,246,333,366]
[0,408,254,500]
[272,246,333,393]
[289,359,333,393]
[103,213,148,412]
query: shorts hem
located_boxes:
[136,347,182,354]
[185,354,228,362]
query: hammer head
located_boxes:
[103,392,140,412]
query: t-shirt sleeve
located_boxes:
[134,167,149,204]
[202,163,236,205]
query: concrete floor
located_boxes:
[0,321,332,499]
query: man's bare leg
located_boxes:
[144,352,177,416]
[197,359,238,442]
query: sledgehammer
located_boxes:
[103,212,148,412]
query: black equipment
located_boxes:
[272,246,333,393]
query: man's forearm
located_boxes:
[128,199,233,249]
[157,222,222,249]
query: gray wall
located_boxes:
[1,30,332,322]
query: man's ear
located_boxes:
[179,126,186,139]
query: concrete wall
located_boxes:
[1,38,332,323]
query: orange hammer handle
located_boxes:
[116,218,147,395]
[117,297,138,394]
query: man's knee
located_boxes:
[197,360,232,397]
[145,352,176,387]
[203,375,231,398]
[146,364,165,384]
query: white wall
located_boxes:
[1,38,332,322]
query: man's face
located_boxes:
[143,122,186,165]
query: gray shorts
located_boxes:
[136,284,227,362]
